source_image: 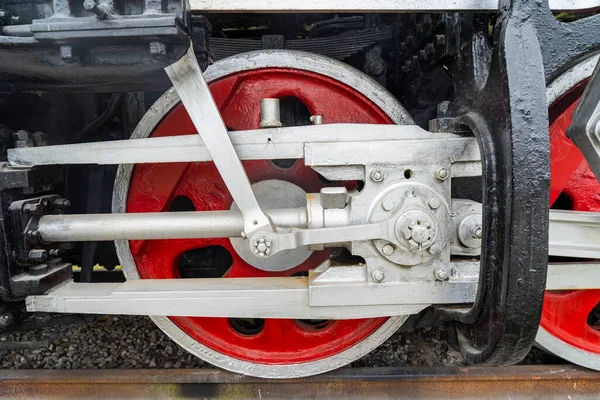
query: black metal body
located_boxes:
[0,0,189,93]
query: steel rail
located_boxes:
[189,0,599,11]
[0,366,599,399]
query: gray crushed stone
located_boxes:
[0,314,567,370]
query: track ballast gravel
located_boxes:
[0,314,566,370]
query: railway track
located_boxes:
[0,365,598,399]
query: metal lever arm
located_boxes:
[256,221,390,256]
[165,46,273,236]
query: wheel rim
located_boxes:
[537,53,600,368]
[113,50,413,378]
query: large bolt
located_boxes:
[23,203,42,216]
[149,41,167,56]
[372,269,385,283]
[368,60,386,76]
[83,0,97,11]
[32,132,49,147]
[396,211,436,252]
[14,130,33,148]
[429,243,442,255]
[83,0,111,19]
[26,230,41,241]
[436,168,449,181]
[428,197,441,210]
[52,198,71,210]
[59,45,76,63]
[310,115,323,125]
[370,170,384,182]
[458,214,483,249]
[434,267,449,281]
[382,244,395,256]
[28,249,48,263]
[253,237,272,257]
[381,198,395,212]
[411,224,430,243]
[49,249,61,257]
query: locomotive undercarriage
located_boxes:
[0,0,600,378]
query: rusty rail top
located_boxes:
[0,365,599,399]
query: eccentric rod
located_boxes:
[37,209,307,242]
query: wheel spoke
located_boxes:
[549,101,585,205]
[543,290,600,352]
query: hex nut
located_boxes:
[372,269,385,283]
[436,168,449,181]
[370,170,384,182]
[434,267,449,281]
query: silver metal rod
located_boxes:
[7,125,481,178]
[7,124,474,165]
[1,25,34,37]
[38,208,307,242]
[25,262,600,319]
[36,208,600,259]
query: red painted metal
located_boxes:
[126,68,393,364]
[541,79,600,353]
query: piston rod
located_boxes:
[34,208,600,260]
[37,208,307,242]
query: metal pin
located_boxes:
[259,99,283,128]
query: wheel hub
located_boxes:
[230,180,311,271]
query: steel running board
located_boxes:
[26,263,600,319]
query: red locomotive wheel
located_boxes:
[114,51,414,378]
[537,54,600,368]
